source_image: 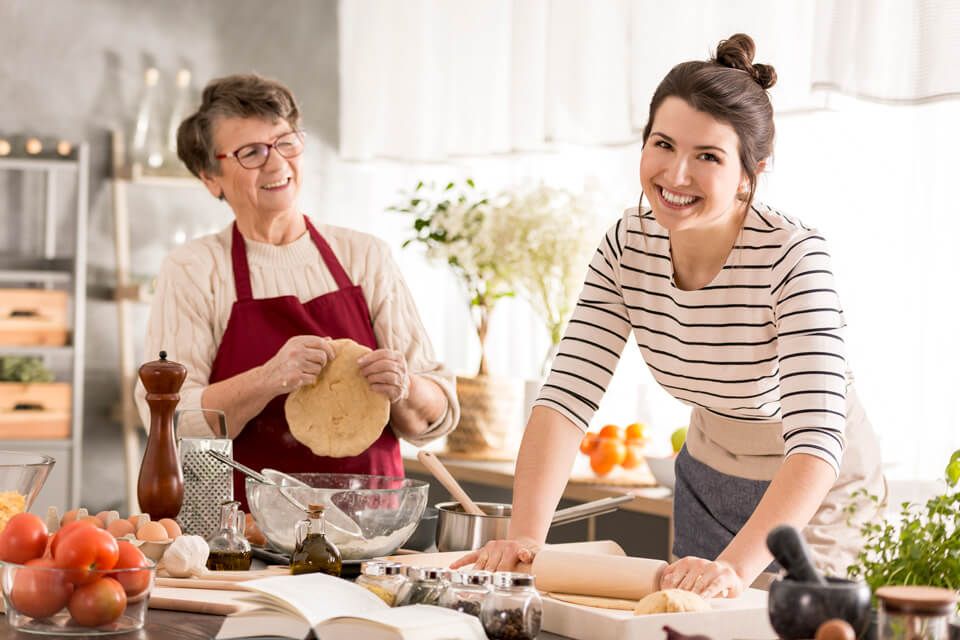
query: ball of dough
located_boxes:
[633,589,710,615]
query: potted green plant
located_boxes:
[847,449,960,636]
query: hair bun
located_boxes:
[714,33,777,90]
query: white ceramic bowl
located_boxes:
[645,455,677,490]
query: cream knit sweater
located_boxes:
[134,219,459,444]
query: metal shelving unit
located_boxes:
[0,145,88,510]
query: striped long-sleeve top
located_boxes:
[535,204,850,476]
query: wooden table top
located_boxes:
[0,609,574,639]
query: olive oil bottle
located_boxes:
[206,500,252,571]
[290,504,342,577]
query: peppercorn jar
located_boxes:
[876,586,957,640]
[439,570,492,617]
[356,561,407,607]
[395,567,451,607]
[481,572,542,640]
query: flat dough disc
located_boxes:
[284,339,390,458]
[633,589,710,615]
[547,593,637,610]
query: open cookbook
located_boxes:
[215,572,485,640]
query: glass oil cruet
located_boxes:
[290,503,342,577]
[206,500,252,571]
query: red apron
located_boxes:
[208,217,403,509]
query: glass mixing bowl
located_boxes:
[0,451,55,519]
[246,474,429,560]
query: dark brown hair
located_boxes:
[641,33,777,207]
[177,73,301,178]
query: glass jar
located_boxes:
[395,567,451,607]
[877,586,958,640]
[205,500,252,571]
[439,570,492,618]
[355,561,407,606]
[481,572,542,640]
[291,504,342,577]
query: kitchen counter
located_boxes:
[403,454,676,560]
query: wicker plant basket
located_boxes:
[447,375,522,458]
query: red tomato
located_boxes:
[54,526,119,584]
[110,541,151,599]
[50,520,98,558]
[67,577,127,628]
[9,557,74,619]
[0,513,49,564]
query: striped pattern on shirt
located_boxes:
[535,204,849,475]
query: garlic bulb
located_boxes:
[158,535,210,578]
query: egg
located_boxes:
[815,619,855,640]
[61,509,80,526]
[128,514,144,527]
[95,510,113,527]
[157,518,182,539]
[80,515,104,529]
[136,520,170,542]
[107,519,135,538]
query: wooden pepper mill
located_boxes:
[137,350,186,519]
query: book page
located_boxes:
[318,605,486,640]
[239,572,389,628]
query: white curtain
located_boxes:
[812,0,960,103]
[332,1,960,480]
[339,0,823,162]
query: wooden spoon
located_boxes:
[417,450,485,516]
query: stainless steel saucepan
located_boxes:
[435,494,635,552]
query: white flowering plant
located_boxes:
[391,179,604,377]
[389,180,516,376]
[488,184,605,373]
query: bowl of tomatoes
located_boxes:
[0,513,155,635]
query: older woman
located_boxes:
[135,74,458,505]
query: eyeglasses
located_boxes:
[215,130,305,169]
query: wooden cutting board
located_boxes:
[149,586,255,616]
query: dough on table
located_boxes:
[284,339,390,457]
[633,589,710,615]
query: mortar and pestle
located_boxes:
[766,525,872,639]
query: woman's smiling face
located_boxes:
[640,96,750,232]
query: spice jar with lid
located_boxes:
[481,572,542,640]
[356,561,407,606]
[395,567,451,607]
[876,586,958,640]
[439,570,492,617]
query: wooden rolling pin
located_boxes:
[529,549,667,600]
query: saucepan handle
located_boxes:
[550,495,635,527]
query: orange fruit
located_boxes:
[625,422,646,441]
[579,432,599,455]
[622,444,644,470]
[598,424,623,441]
[594,437,627,466]
[590,453,616,476]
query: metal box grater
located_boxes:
[175,409,233,540]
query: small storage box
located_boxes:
[0,289,69,346]
[0,382,71,439]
